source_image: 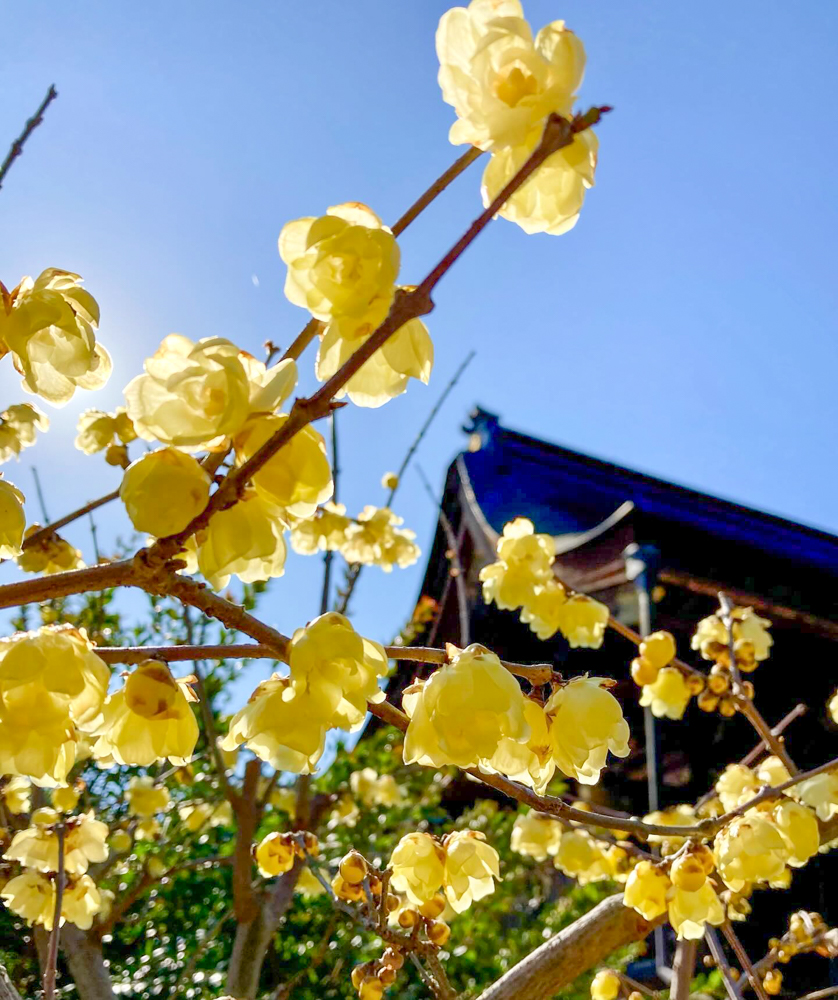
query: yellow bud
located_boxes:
[398,907,419,928]
[359,977,384,1000]
[104,444,129,468]
[591,970,621,1000]
[670,855,706,892]
[419,892,447,919]
[697,691,719,712]
[147,857,167,879]
[351,966,367,991]
[719,698,737,717]
[109,830,133,854]
[686,674,706,695]
[427,919,451,946]
[381,471,399,490]
[639,631,676,669]
[763,970,782,996]
[52,785,81,813]
[378,965,397,987]
[630,657,659,687]
[381,947,404,970]
[339,851,368,886]
[119,448,211,537]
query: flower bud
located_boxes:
[591,970,620,1000]
[120,448,210,537]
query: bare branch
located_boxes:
[0,85,58,191]
[20,490,121,553]
[392,146,483,236]
[42,821,65,999]
[721,921,770,1000]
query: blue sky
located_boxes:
[2,0,837,675]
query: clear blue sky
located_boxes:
[2,1,837,668]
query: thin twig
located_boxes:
[20,490,121,552]
[0,85,58,190]
[671,940,697,1000]
[321,411,339,615]
[416,463,469,646]
[337,349,476,614]
[42,821,65,999]
[795,988,838,1000]
[31,467,50,523]
[706,928,743,1000]
[722,922,770,1000]
[738,704,806,768]
[392,146,483,236]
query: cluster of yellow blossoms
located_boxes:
[629,629,697,721]
[279,203,433,408]
[290,503,420,572]
[0,806,105,931]
[512,810,618,885]
[437,0,596,235]
[0,402,48,464]
[222,613,388,773]
[404,643,629,790]
[480,518,610,646]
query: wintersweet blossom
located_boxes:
[1,871,101,931]
[0,268,111,405]
[120,448,211,537]
[221,676,328,773]
[125,776,171,818]
[792,772,838,821]
[92,661,199,767]
[0,478,26,558]
[339,506,421,571]
[403,643,529,769]
[510,810,562,861]
[590,970,621,1000]
[15,525,84,575]
[714,812,790,891]
[390,832,445,906]
[125,334,297,449]
[623,860,670,921]
[178,800,232,833]
[288,612,389,731]
[442,830,500,912]
[255,832,297,878]
[75,407,136,455]
[639,667,691,720]
[772,800,819,867]
[668,883,725,940]
[553,594,610,649]
[552,830,611,884]
[4,810,108,874]
[483,696,556,792]
[234,413,333,519]
[0,402,48,463]
[479,518,555,610]
[436,0,585,151]
[715,764,759,812]
[1,776,31,814]
[544,677,630,785]
[289,503,352,555]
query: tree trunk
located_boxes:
[0,965,23,1000]
[61,926,117,1000]
[478,894,659,1000]
[225,861,302,1000]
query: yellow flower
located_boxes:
[479,518,555,611]
[623,860,670,921]
[92,661,199,767]
[178,800,232,833]
[0,268,111,405]
[339,506,421,571]
[234,413,333,520]
[125,334,297,449]
[553,594,610,649]
[381,471,399,490]
[829,691,838,726]
[221,675,328,773]
[62,874,102,929]
[2,776,31,815]
[316,312,433,408]
[109,829,133,853]
[125,776,170,818]
[0,625,109,786]
[255,832,298,877]
[756,756,791,787]
[518,579,568,640]
[442,830,500,913]
[691,607,772,663]
[347,769,403,808]
[1,871,56,928]
[289,502,351,555]
[483,696,556,793]
[553,830,612,885]
[644,805,698,856]
[639,667,691,720]
[15,524,84,575]
[772,800,819,867]
[403,643,529,769]
[120,447,211,537]
[0,477,26,558]
[482,127,597,236]
[714,812,790,891]
[296,866,327,897]
[279,203,399,322]
[715,764,759,812]
[52,785,80,812]
[373,774,404,807]
[436,1,585,151]
[510,810,562,861]
[545,677,630,785]
[390,832,445,906]
[668,882,725,940]
[4,810,108,874]
[590,970,621,1000]
[75,407,136,455]
[196,488,287,590]
[288,612,389,731]
[0,402,48,463]
[792,772,838,821]
[639,631,677,669]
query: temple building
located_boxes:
[397,407,838,959]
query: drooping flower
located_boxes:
[639,667,691,720]
[255,832,298,878]
[339,506,421,571]
[479,518,555,611]
[349,768,404,808]
[125,776,171,818]
[715,764,759,812]
[92,661,199,767]
[552,830,612,885]
[403,643,529,769]
[483,696,556,792]
[668,882,725,940]
[196,488,287,590]
[442,830,500,912]
[120,447,211,537]
[178,800,232,833]
[590,970,621,1000]
[124,334,297,450]
[289,502,352,555]
[792,772,838,821]
[1,776,31,814]
[75,407,136,455]
[0,870,101,930]
[288,612,389,731]
[4,809,108,874]
[436,1,585,151]
[389,832,445,906]
[714,812,790,891]
[15,524,84,575]
[221,675,328,774]
[0,269,110,405]
[234,413,333,520]
[756,756,791,787]
[623,860,670,921]
[510,810,562,861]
[772,800,819,867]
[0,402,48,463]
[544,677,630,785]
[0,477,26,558]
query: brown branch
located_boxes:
[706,927,743,1000]
[722,922,770,1000]
[476,894,657,1000]
[0,559,133,610]
[794,989,838,1000]
[20,490,121,552]
[738,698,798,776]
[738,704,806,768]
[389,645,557,686]
[391,146,483,236]
[232,759,263,922]
[42,822,65,1000]
[671,940,697,1000]
[0,85,58,191]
